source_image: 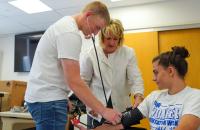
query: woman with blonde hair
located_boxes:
[80,19,144,129]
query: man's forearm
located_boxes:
[62,59,121,124]
[69,78,105,115]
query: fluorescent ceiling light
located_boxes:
[111,0,123,2]
[9,0,52,14]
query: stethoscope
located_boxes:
[91,35,108,105]
[87,16,108,105]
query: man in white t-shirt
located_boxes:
[24,1,121,130]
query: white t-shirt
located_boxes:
[25,16,82,103]
[138,86,200,130]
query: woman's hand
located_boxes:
[133,94,144,108]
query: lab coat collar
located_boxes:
[96,45,120,68]
[97,46,112,68]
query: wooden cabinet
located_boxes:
[0,80,27,111]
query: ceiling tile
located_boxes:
[0,1,27,17]
[11,11,62,25]
[42,0,91,10]
[28,22,55,32]
[55,7,81,16]
[0,21,32,35]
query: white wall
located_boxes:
[1,0,200,81]
[0,36,28,81]
[0,50,2,79]
[110,0,200,31]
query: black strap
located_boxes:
[91,37,108,105]
[121,108,143,128]
[107,96,113,108]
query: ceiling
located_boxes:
[0,0,168,36]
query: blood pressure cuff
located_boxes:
[121,107,143,128]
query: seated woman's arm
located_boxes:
[73,123,123,130]
[175,114,200,130]
[95,124,123,130]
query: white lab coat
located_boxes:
[80,45,144,121]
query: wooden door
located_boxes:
[159,28,200,89]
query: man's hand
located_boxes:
[101,108,122,125]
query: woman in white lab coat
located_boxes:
[80,19,144,129]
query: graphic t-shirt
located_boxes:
[138,87,200,130]
[149,101,183,130]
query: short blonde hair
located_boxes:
[100,19,124,46]
[82,1,110,25]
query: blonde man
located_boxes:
[25,1,121,130]
[80,19,144,129]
